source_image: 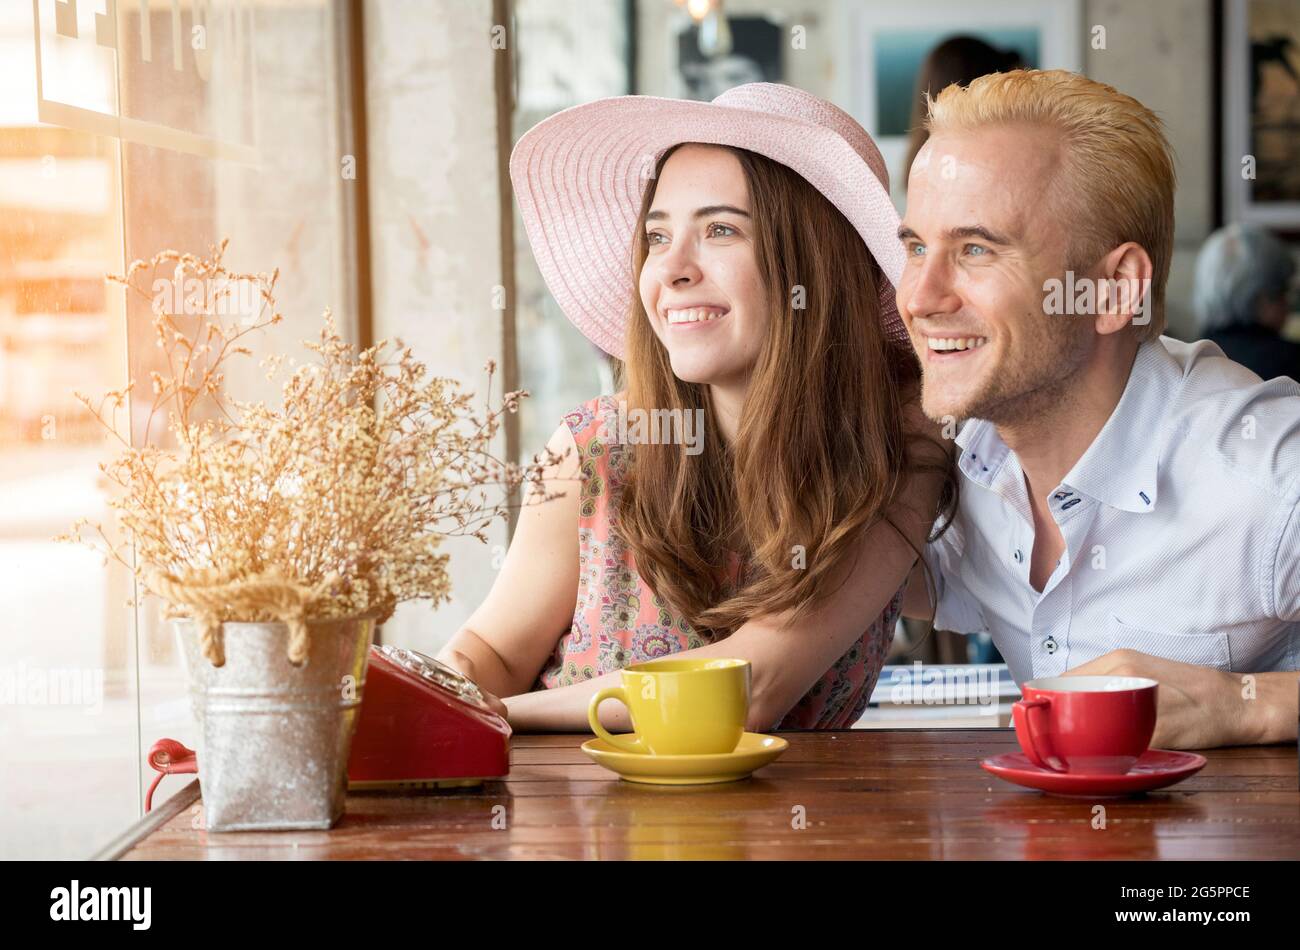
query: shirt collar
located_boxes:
[953,339,1181,513]
[954,417,1008,485]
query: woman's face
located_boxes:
[638,144,768,388]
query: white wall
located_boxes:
[1083,0,1214,340]
[363,0,508,654]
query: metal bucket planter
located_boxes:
[174,615,376,832]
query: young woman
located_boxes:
[436,83,956,733]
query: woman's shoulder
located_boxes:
[561,390,626,449]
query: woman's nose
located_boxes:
[658,238,702,287]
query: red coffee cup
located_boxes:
[1011,675,1158,775]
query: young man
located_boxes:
[898,69,1300,749]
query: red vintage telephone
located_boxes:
[347,644,511,789]
[146,644,511,811]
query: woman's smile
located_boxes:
[664,306,731,328]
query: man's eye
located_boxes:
[909,243,926,257]
[965,243,988,256]
[707,222,737,238]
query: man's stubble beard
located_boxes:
[933,316,1093,429]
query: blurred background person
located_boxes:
[901,36,1024,187]
[1192,223,1300,382]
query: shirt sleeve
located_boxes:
[922,532,988,635]
[1273,498,1300,622]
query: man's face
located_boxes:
[897,124,1092,425]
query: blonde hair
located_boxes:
[925,69,1175,341]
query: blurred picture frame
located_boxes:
[1221,0,1300,231]
[674,15,783,102]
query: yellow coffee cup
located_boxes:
[587,657,751,755]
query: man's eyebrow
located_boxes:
[896,224,1016,244]
[645,204,751,222]
[948,225,1015,245]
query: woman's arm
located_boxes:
[901,556,936,620]
[434,422,584,699]
[507,400,951,733]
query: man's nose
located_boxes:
[904,255,962,319]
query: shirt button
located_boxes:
[1042,636,1058,654]
[1013,549,1024,564]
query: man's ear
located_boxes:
[1093,242,1154,336]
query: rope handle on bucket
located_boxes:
[147,567,391,668]
[145,738,198,813]
[150,567,328,668]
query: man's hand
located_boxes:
[1062,650,1259,750]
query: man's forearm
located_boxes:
[1247,671,1300,744]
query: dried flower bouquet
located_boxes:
[57,241,564,666]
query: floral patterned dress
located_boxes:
[532,394,902,729]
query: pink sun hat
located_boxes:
[509,82,907,360]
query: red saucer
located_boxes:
[980,749,1207,797]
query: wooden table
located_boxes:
[99,729,1300,860]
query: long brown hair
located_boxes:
[616,143,956,639]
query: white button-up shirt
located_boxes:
[924,336,1300,685]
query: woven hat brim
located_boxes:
[510,95,908,360]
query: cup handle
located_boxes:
[1012,697,1062,772]
[588,686,644,754]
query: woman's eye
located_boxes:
[909,243,926,257]
[646,231,667,246]
[707,222,737,238]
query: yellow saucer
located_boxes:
[580,732,788,785]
